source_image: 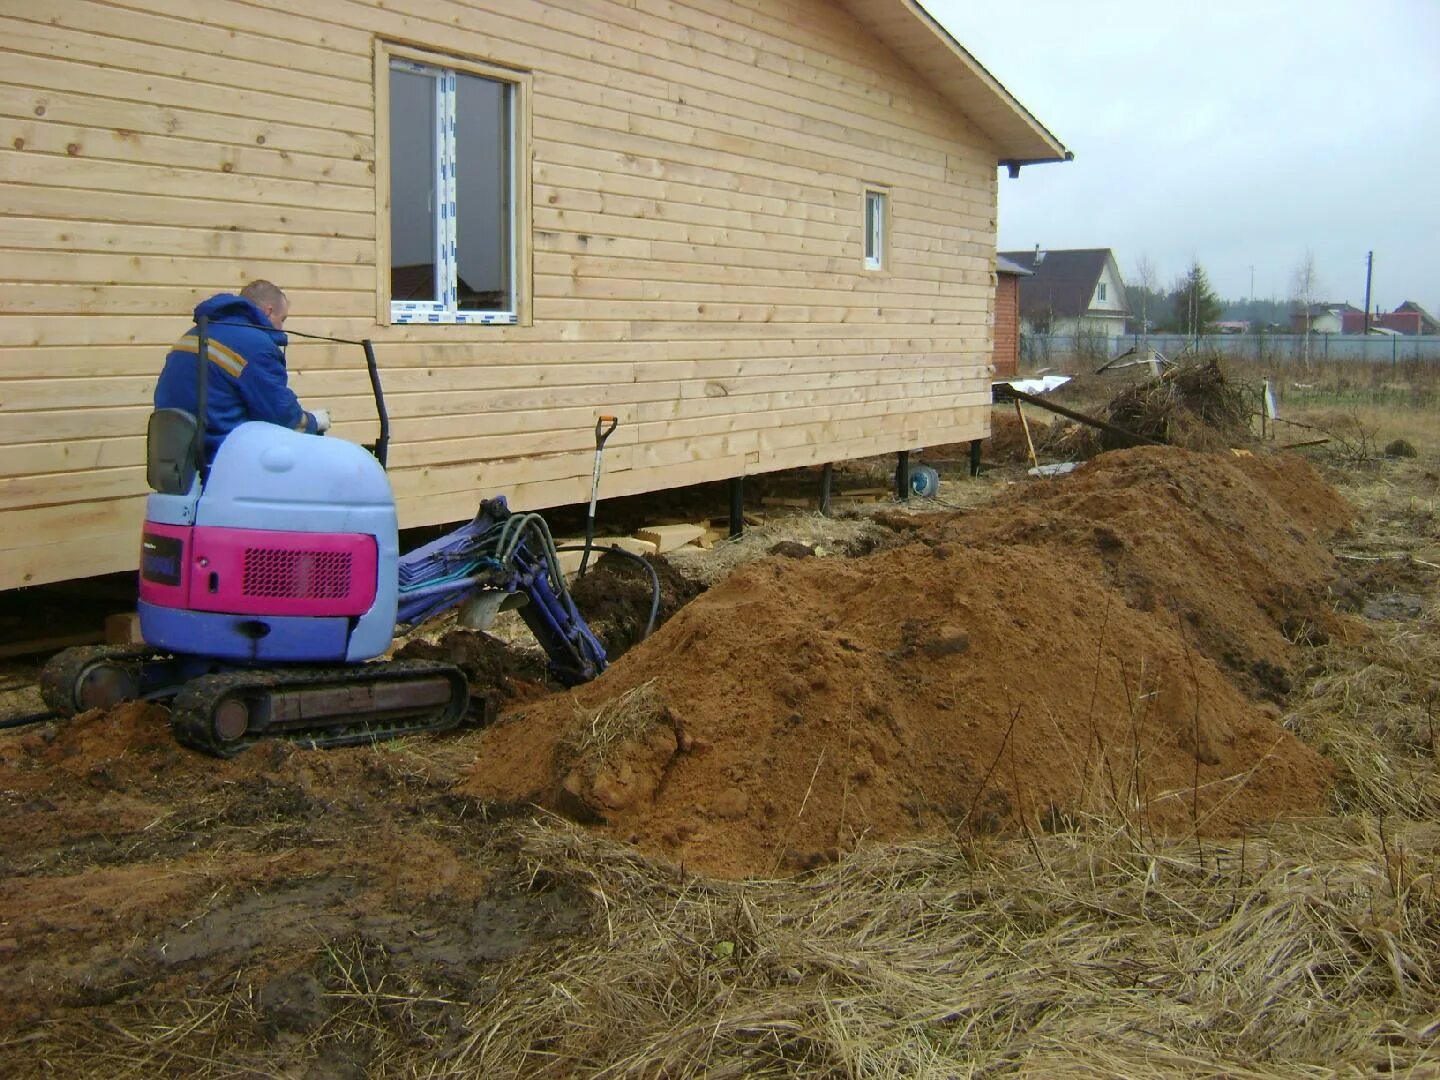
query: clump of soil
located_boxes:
[396,629,551,702]
[462,447,1347,878]
[568,551,703,660]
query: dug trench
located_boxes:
[0,445,1367,1060]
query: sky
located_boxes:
[922,0,1440,312]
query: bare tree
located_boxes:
[1131,254,1158,339]
[1290,250,1321,369]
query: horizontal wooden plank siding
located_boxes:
[0,0,1002,590]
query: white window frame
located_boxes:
[863,189,888,271]
[1097,282,1108,302]
[378,45,529,326]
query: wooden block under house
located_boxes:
[635,523,706,553]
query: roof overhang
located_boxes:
[834,0,1071,167]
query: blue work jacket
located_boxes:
[154,294,319,461]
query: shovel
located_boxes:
[577,415,618,578]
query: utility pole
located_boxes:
[1362,251,1374,336]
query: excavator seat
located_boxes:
[146,408,200,495]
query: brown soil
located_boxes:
[0,444,1360,1059]
[567,550,704,660]
[396,627,552,702]
[462,447,1347,878]
[0,703,585,1044]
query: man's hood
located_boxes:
[192,294,286,342]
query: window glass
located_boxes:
[389,68,438,304]
[387,57,519,324]
[455,73,512,313]
[864,191,886,270]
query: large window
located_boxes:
[385,52,524,324]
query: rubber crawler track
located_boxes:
[168,659,474,758]
[39,644,161,717]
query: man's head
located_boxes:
[240,280,289,330]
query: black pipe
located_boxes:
[969,438,982,477]
[995,385,1163,447]
[729,476,744,538]
[819,463,833,516]
[895,450,910,501]
[0,709,57,730]
[362,339,390,468]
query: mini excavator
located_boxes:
[40,322,630,757]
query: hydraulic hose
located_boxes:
[555,544,663,641]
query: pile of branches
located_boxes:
[1099,357,1250,452]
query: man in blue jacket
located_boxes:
[154,280,330,461]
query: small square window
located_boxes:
[386,54,522,325]
[864,190,887,270]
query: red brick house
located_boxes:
[1377,302,1440,336]
[993,254,1031,378]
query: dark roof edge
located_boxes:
[909,0,1072,165]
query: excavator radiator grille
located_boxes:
[242,548,353,600]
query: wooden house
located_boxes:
[0,0,1067,590]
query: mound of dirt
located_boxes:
[935,448,1355,700]
[461,448,1347,878]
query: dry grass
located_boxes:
[563,678,669,763]
[441,816,1440,1079]
[32,814,1440,1079]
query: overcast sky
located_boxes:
[922,0,1440,313]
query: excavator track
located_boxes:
[40,644,164,717]
[167,659,481,758]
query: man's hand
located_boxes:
[312,408,331,434]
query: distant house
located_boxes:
[1289,301,1439,336]
[1291,302,1363,335]
[997,248,1131,339]
[1376,302,1440,336]
[993,255,1032,378]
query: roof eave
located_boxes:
[835,0,1071,166]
